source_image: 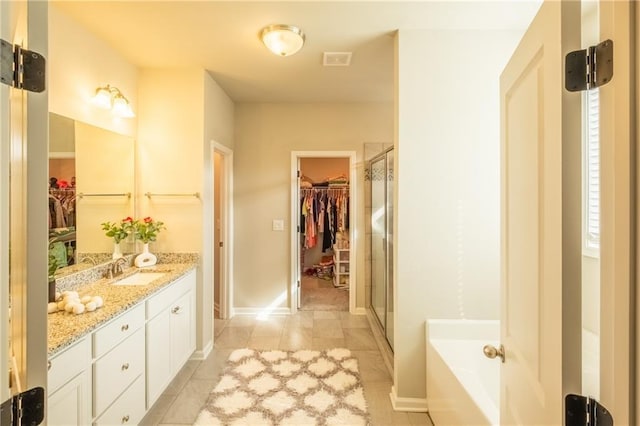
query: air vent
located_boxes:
[323,52,352,66]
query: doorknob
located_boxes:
[483,344,505,363]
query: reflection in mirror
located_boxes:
[48,113,135,276]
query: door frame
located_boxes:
[211,142,234,320]
[598,1,636,423]
[1,0,49,401]
[290,151,358,313]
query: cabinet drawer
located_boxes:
[93,328,145,416]
[146,269,195,319]
[93,375,145,426]
[93,303,144,358]
[48,337,90,395]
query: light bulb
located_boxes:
[111,94,135,118]
[261,25,305,57]
[91,87,112,109]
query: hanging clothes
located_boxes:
[300,187,349,252]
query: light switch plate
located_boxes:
[272,219,284,231]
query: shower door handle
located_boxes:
[483,344,505,363]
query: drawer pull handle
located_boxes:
[121,324,129,331]
[122,415,130,423]
[121,363,130,371]
[47,361,52,371]
[171,306,182,314]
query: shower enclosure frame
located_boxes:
[369,147,394,349]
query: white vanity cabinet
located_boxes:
[146,269,196,408]
[47,338,92,426]
[47,267,197,425]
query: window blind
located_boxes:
[585,88,599,250]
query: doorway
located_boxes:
[211,142,233,324]
[291,151,357,313]
[299,157,350,311]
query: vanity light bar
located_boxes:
[144,192,200,199]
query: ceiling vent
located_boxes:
[323,52,352,66]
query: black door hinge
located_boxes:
[0,39,46,93]
[566,394,613,426]
[565,39,613,92]
[0,387,45,426]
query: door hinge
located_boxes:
[0,39,46,93]
[0,387,45,426]
[297,170,301,178]
[565,394,614,426]
[565,39,613,92]
[219,241,223,248]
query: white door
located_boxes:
[500,1,582,424]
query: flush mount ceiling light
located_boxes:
[91,84,135,118]
[260,24,305,57]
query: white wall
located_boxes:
[394,29,521,401]
[48,5,137,137]
[234,103,392,311]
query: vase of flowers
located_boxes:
[101,217,134,259]
[133,217,165,267]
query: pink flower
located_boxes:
[144,217,153,223]
[123,217,133,223]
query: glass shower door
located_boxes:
[370,157,386,329]
[385,150,394,349]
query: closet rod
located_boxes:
[144,192,200,199]
[77,192,131,199]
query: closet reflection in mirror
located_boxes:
[48,112,135,274]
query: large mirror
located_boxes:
[48,112,135,274]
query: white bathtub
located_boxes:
[426,319,500,426]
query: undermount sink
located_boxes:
[112,272,167,286]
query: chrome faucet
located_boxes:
[107,257,128,279]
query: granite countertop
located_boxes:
[48,262,197,357]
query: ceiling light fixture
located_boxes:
[91,85,135,118]
[260,24,305,57]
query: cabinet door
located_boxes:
[48,371,91,426]
[170,290,194,372]
[146,310,172,409]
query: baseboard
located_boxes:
[233,307,291,316]
[389,386,429,412]
[352,307,366,315]
[191,340,213,361]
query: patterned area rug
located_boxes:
[195,348,370,425]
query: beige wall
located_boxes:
[137,68,235,354]
[300,158,350,183]
[233,103,392,311]
[49,5,137,137]
[394,29,522,401]
[49,5,138,256]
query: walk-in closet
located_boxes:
[369,148,394,349]
[298,157,350,311]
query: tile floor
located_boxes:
[140,310,434,425]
